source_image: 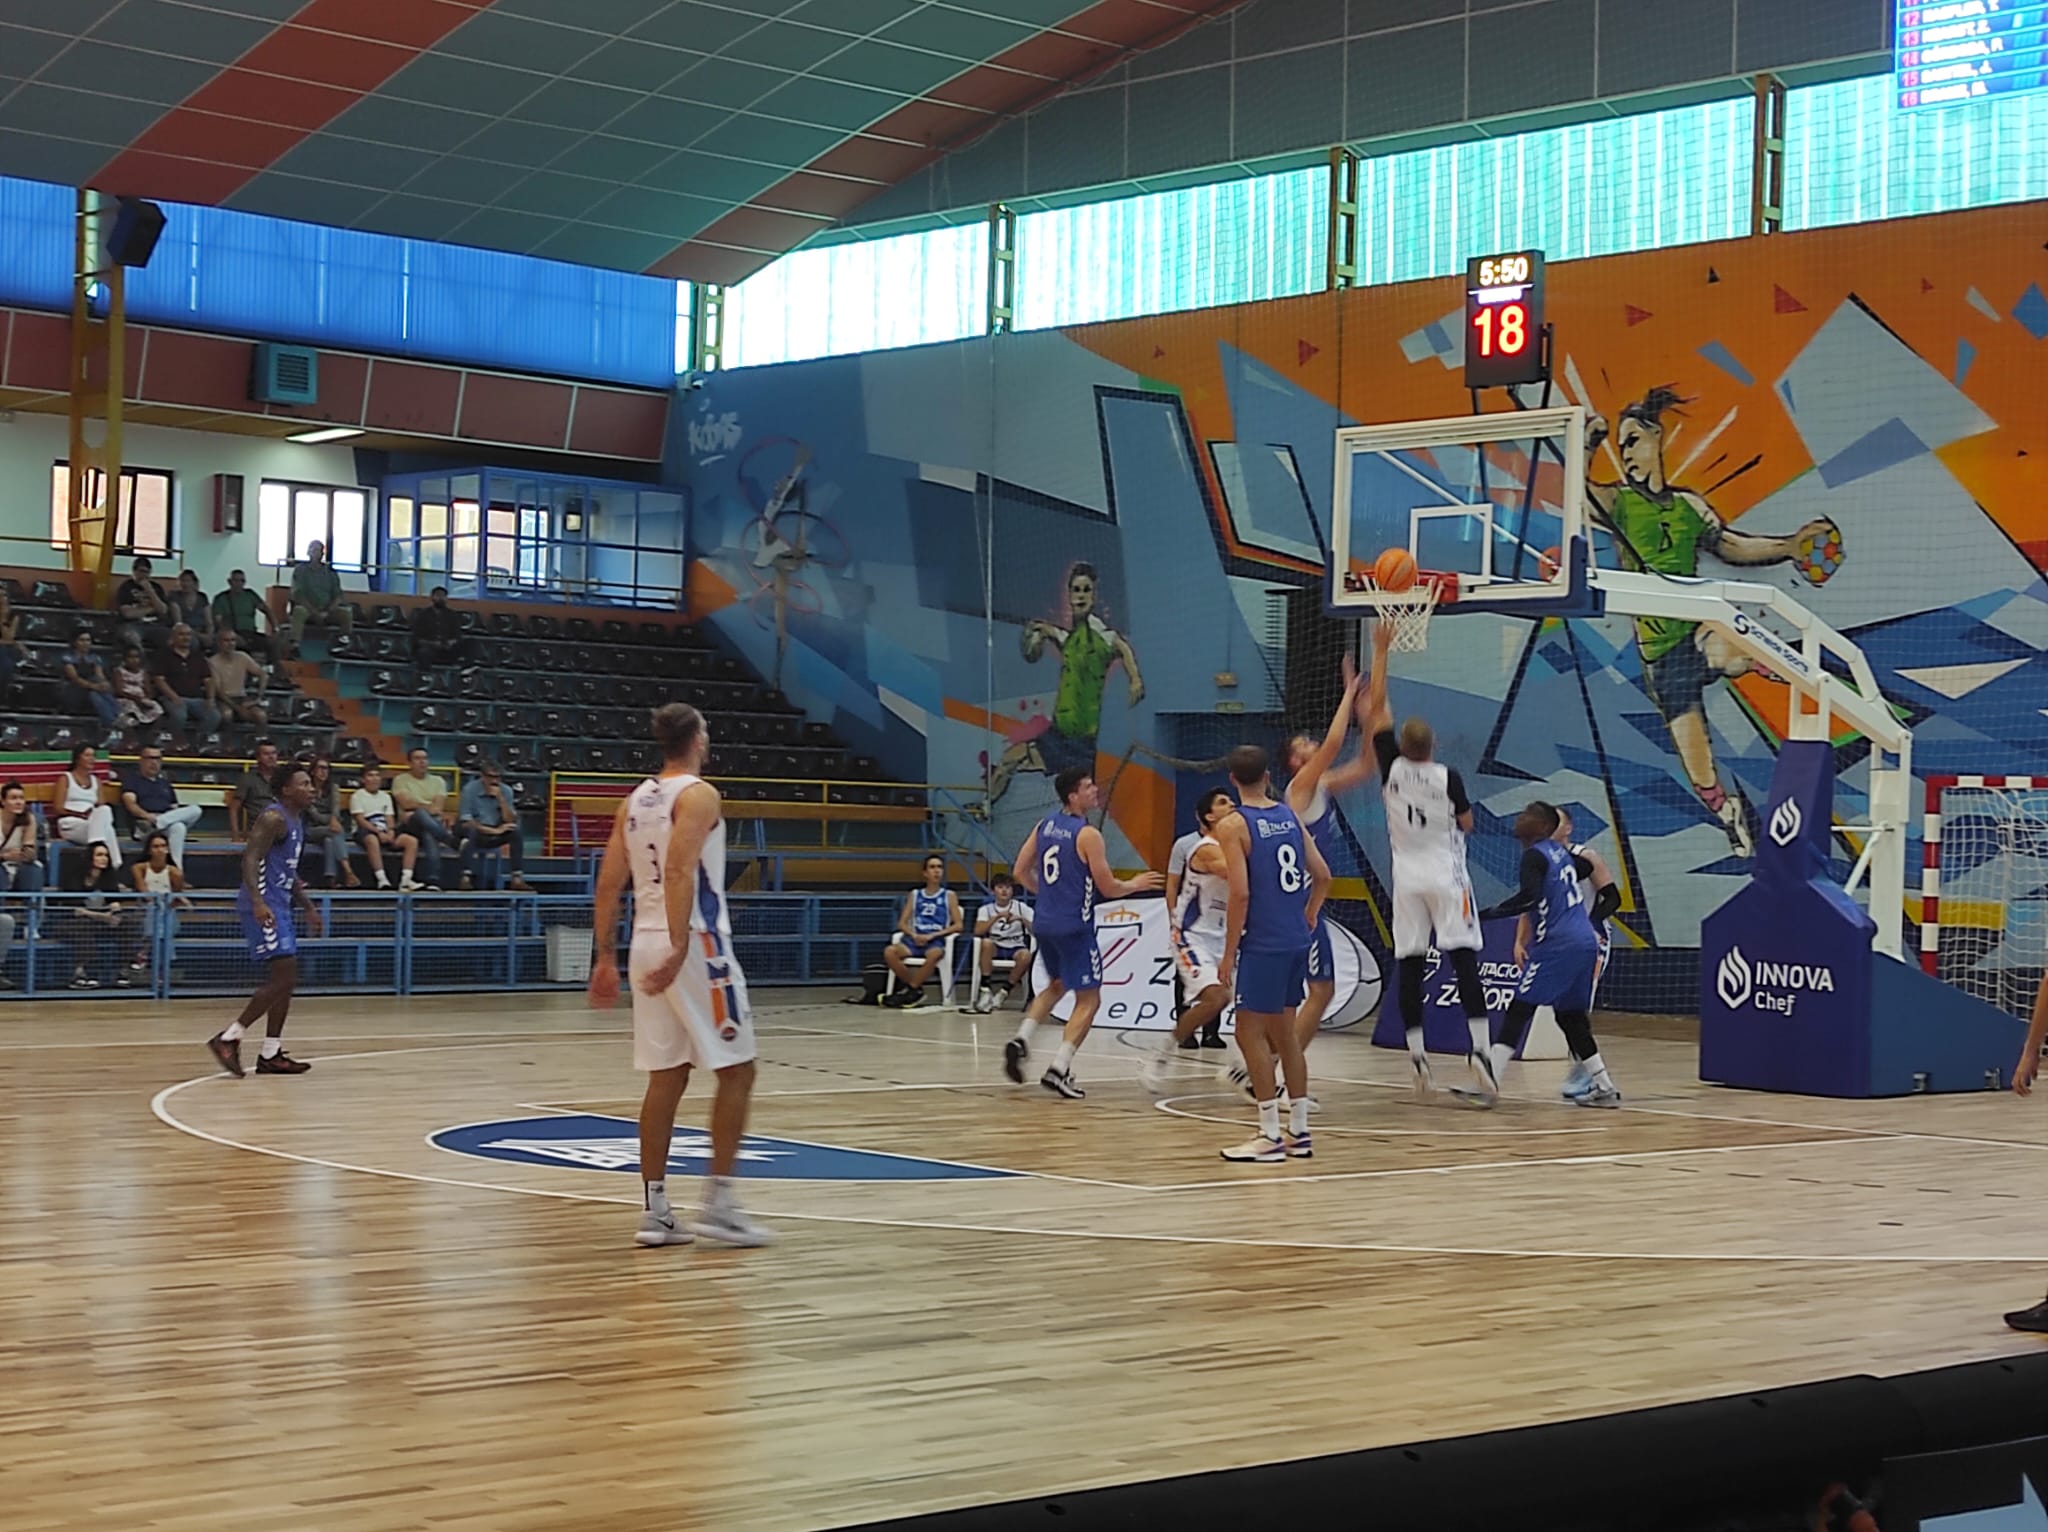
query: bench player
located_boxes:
[1364,618,1496,1103]
[1216,745,1329,1161]
[883,853,960,1008]
[971,872,1033,1012]
[1003,765,1164,1099]
[588,702,771,1249]
[1142,787,1237,1089]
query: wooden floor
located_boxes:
[7,992,2048,1531]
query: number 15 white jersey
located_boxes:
[625,772,731,939]
[1375,731,1472,889]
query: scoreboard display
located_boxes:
[1464,249,1545,390]
[1897,1,2048,110]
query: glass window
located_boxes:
[258,479,371,572]
[388,495,414,540]
[48,463,175,556]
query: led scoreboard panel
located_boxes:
[1464,249,1545,389]
[1897,0,2048,110]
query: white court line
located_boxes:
[145,1072,2048,1265]
[1150,1093,1605,1138]
[0,1028,626,1052]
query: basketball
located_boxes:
[1373,547,1418,593]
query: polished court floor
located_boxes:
[7,990,2048,1530]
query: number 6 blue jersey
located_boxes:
[1032,810,1093,933]
[1239,802,1310,953]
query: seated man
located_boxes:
[883,853,960,1008]
[349,763,419,892]
[392,749,459,891]
[115,555,173,652]
[152,623,222,745]
[61,628,117,732]
[411,586,466,671]
[972,872,1035,1013]
[287,540,353,655]
[228,739,282,840]
[0,780,45,894]
[457,760,531,892]
[210,568,275,658]
[207,628,268,726]
[168,569,212,642]
[121,746,203,868]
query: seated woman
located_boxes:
[127,829,191,985]
[65,841,126,990]
[0,779,44,894]
[111,645,165,733]
[348,764,419,892]
[304,756,359,889]
[882,853,960,1008]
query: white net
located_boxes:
[1365,575,1445,653]
[1929,781,2048,1022]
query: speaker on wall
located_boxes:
[213,474,244,535]
[105,197,166,269]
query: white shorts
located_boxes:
[629,931,756,1073]
[1174,930,1225,994]
[1392,877,1481,959]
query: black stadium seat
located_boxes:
[370,603,406,629]
[564,618,593,641]
[31,579,77,608]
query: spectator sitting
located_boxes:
[883,853,960,1007]
[168,569,212,643]
[411,585,466,671]
[64,841,126,989]
[121,745,203,868]
[229,739,282,840]
[115,555,173,652]
[0,586,25,701]
[0,780,45,894]
[153,623,222,746]
[208,628,268,726]
[304,755,359,889]
[392,749,459,891]
[458,759,531,892]
[53,744,122,871]
[288,540,353,655]
[61,628,118,735]
[210,568,274,657]
[972,873,1035,1013]
[111,645,164,732]
[349,764,419,892]
[128,828,191,986]
[0,902,14,990]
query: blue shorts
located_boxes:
[1036,926,1101,992]
[1236,945,1308,1014]
[1304,917,1334,988]
[1516,943,1597,1011]
[238,901,297,964]
[901,933,947,956]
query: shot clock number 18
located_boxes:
[1464,249,1546,390]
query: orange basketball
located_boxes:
[1538,545,1563,580]
[1373,547,1418,593]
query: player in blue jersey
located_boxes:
[883,853,961,1008]
[1283,657,1374,1061]
[1552,805,1620,1100]
[1004,765,1164,1099]
[1475,801,1622,1107]
[1216,744,1330,1162]
[206,762,322,1077]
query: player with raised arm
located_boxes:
[1141,788,1239,1090]
[206,763,323,1077]
[1002,766,1164,1099]
[1364,618,1496,1104]
[1284,657,1371,1059]
[1215,745,1330,1162]
[588,702,770,1249]
[1476,801,1621,1108]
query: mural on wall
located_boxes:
[676,201,2048,960]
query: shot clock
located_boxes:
[1464,249,1546,389]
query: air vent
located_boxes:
[251,343,318,405]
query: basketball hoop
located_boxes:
[1367,570,1454,651]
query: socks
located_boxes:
[1015,1016,1039,1047]
[644,1179,669,1214]
[1582,1051,1613,1089]
[1257,1097,1280,1139]
[1288,1097,1308,1136]
[220,1021,246,1042]
[706,1174,733,1208]
[1405,1025,1426,1062]
[1467,1015,1490,1057]
[258,1037,282,1059]
[1488,1041,1515,1083]
[1051,1040,1077,1074]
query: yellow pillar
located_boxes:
[68,187,125,605]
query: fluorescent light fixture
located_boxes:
[286,427,364,444]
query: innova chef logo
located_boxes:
[1716,945,1835,1015]
[1768,798,1803,848]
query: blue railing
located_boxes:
[0,890,903,999]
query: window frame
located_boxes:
[48,462,175,558]
[257,477,372,573]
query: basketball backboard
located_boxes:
[1328,405,1593,619]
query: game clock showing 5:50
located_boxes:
[1464,249,1547,389]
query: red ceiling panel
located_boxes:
[758,172,890,222]
[5,313,73,394]
[568,389,671,460]
[364,361,462,438]
[806,135,929,185]
[134,111,306,170]
[182,68,363,133]
[135,331,251,414]
[293,0,483,50]
[235,25,418,93]
[458,373,573,449]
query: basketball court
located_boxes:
[10,990,2043,1530]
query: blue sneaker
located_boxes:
[1559,1065,1594,1101]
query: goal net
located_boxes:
[1923,775,2048,1021]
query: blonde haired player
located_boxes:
[588,702,771,1249]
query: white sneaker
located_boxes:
[374,871,391,890]
[1575,1083,1622,1109]
[1411,1054,1435,1100]
[1140,1047,1174,1092]
[399,874,419,892]
[1449,1051,1500,1109]
[634,1209,694,1247]
[690,1200,776,1247]
[1220,1133,1286,1163]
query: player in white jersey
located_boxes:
[588,702,771,1249]
[1164,824,1223,1048]
[1142,788,1238,1089]
[1363,619,1496,1103]
[971,872,1034,1011]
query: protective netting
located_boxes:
[1928,782,2048,1022]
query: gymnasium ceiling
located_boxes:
[0,0,1245,285]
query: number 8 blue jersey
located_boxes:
[1239,802,1310,953]
[1032,810,1093,933]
